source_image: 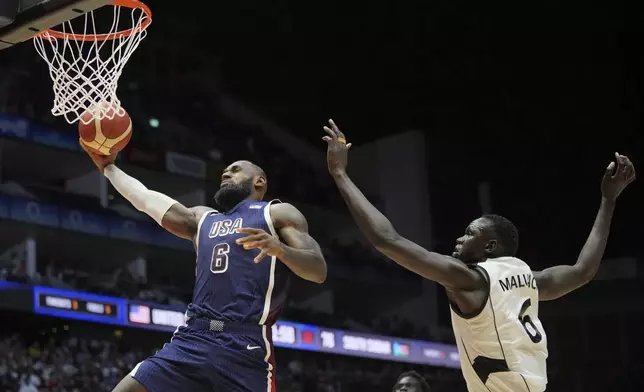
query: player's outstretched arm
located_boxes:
[322,120,483,290]
[534,153,635,301]
[237,203,327,283]
[81,141,204,241]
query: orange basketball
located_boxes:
[79,106,132,156]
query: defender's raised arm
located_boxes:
[322,120,483,291]
[534,153,636,301]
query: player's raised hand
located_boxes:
[601,152,636,202]
[79,139,117,174]
[236,227,285,263]
[322,119,352,176]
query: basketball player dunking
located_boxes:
[81,144,327,392]
[322,120,636,392]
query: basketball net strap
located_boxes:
[33,5,149,125]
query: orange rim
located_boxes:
[36,0,152,42]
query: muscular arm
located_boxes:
[534,198,615,301]
[104,164,209,241]
[163,205,213,241]
[270,203,327,284]
[331,172,483,290]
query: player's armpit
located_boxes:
[374,235,485,290]
[533,265,591,301]
[270,203,327,284]
[160,205,209,241]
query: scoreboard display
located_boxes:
[0,283,460,368]
[33,286,125,325]
[38,293,118,318]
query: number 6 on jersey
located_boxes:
[211,243,230,274]
[519,298,543,343]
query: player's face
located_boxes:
[220,162,254,189]
[393,376,422,392]
[453,218,495,263]
[214,162,255,211]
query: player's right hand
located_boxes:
[79,138,117,174]
[323,119,352,177]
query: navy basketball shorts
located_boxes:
[130,319,277,392]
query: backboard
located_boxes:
[0,0,113,50]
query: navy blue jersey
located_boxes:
[187,199,291,326]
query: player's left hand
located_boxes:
[601,152,636,202]
[236,228,285,263]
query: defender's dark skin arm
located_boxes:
[331,171,484,291]
[534,153,635,301]
[237,203,327,284]
[534,199,614,301]
[322,121,485,310]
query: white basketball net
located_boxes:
[33,5,149,125]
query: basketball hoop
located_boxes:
[32,0,152,125]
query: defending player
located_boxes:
[322,120,635,392]
[80,143,327,392]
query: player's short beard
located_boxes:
[214,179,253,211]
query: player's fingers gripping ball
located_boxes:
[79,104,133,156]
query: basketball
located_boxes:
[78,106,133,156]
